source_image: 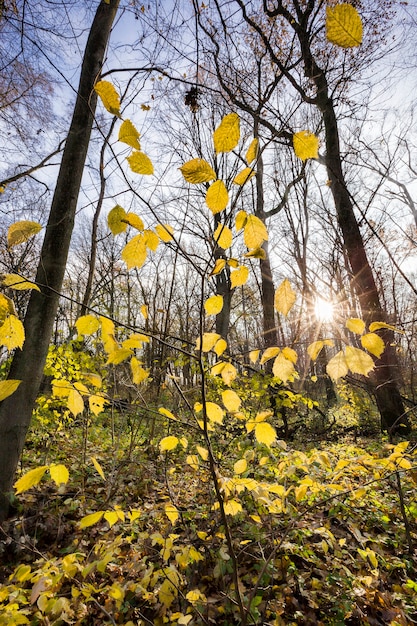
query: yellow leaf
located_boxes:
[196,446,208,461]
[274,279,296,316]
[75,315,100,336]
[14,466,48,494]
[293,131,319,161]
[160,436,179,452]
[144,229,160,251]
[52,379,72,397]
[295,484,308,502]
[233,167,255,185]
[123,333,147,349]
[197,332,221,352]
[0,293,16,321]
[67,389,84,417]
[127,151,154,175]
[108,204,128,235]
[210,258,226,275]
[205,294,223,315]
[244,247,266,259]
[250,349,260,363]
[49,464,69,487]
[326,350,348,381]
[80,511,104,528]
[361,332,384,358]
[206,402,224,424]
[180,158,216,183]
[118,119,141,150]
[140,304,148,319]
[214,337,227,356]
[125,212,145,231]
[246,138,259,164]
[345,346,374,376]
[228,258,239,268]
[2,273,39,291]
[346,317,365,335]
[89,395,107,415]
[165,502,179,524]
[221,362,237,386]
[213,113,240,153]
[206,180,229,214]
[326,3,363,48]
[224,499,243,516]
[92,457,106,480]
[159,407,178,420]
[187,454,200,470]
[106,347,133,365]
[369,321,402,334]
[235,210,248,230]
[243,215,268,249]
[121,234,147,270]
[230,266,249,288]
[131,357,149,384]
[222,389,241,412]
[260,346,280,365]
[0,379,21,401]
[7,220,42,248]
[213,223,233,249]
[308,340,325,361]
[272,353,296,383]
[0,315,25,350]
[255,422,276,447]
[155,223,174,242]
[234,459,247,475]
[282,347,298,364]
[104,511,120,528]
[94,80,121,116]
[211,361,226,376]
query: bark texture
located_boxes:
[0,0,120,522]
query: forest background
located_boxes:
[1,0,417,624]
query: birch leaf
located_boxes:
[213,223,233,249]
[14,466,48,494]
[80,511,104,529]
[210,259,226,276]
[272,353,295,383]
[92,457,106,480]
[326,3,363,48]
[260,346,280,365]
[274,279,296,316]
[106,347,133,365]
[206,402,224,424]
[213,113,240,153]
[89,395,108,415]
[206,180,229,214]
[68,389,84,417]
[221,362,237,386]
[180,158,216,183]
[155,223,174,242]
[2,274,39,291]
[214,337,227,357]
[246,138,259,164]
[235,210,247,230]
[127,151,154,175]
[345,346,375,376]
[8,221,42,248]
[293,131,319,160]
[75,315,100,336]
[197,332,221,352]
[234,459,247,474]
[233,167,255,186]
[255,422,276,447]
[205,294,223,315]
[108,205,128,235]
[125,212,144,231]
[361,332,385,358]
[243,214,268,249]
[0,315,25,350]
[0,294,16,321]
[160,436,179,452]
[118,119,141,149]
[369,321,402,333]
[49,464,69,487]
[224,499,243,515]
[307,339,334,360]
[121,234,147,269]
[230,266,249,288]
[222,389,241,412]
[326,351,348,381]
[0,379,21,401]
[165,503,179,524]
[94,80,121,116]
[130,357,149,384]
[346,318,365,335]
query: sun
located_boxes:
[314,297,334,322]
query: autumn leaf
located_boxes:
[221,362,237,386]
[118,119,141,150]
[159,407,178,421]
[49,464,69,487]
[127,150,154,175]
[230,266,249,288]
[345,346,374,376]
[0,314,25,350]
[272,353,296,383]
[274,279,296,316]
[246,138,259,164]
[243,214,268,249]
[121,234,147,269]
[260,346,280,365]
[293,131,319,160]
[125,212,145,231]
[80,511,105,528]
[0,379,21,401]
[326,350,348,381]
[234,459,247,474]
[165,502,179,524]
[89,395,108,415]
[206,180,229,214]
[235,210,247,230]
[361,332,385,358]
[155,223,174,242]
[233,167,255,185]
[222,389,241,412]
[160,436,179,452]
[94,80,121,116]
[108,204,128,235]
[180,158,216,183]
[244,247,266,259]
[307,339,334,361]
[67,389,84,417]
[130,357,149,384]
[206,402,224,424]
[326,3,363,48]
[210,258,226,275]
[224,499,243,515]
[14,466,48,494]
[205,294,223,315]
[0,294,16,321]
[2,273,39,292]
[213,223,233,249]
[255,422,276,447]
[369,321,402,333]
[214,337,227,357]
[92,457,106,480]
[7,220,42,248]
[106,347,133,365]
[346,317,366,335]
[213,113,240,153]
[75,314,100,337]
[197,332,221,352]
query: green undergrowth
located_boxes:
[1,409,417,626]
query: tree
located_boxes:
[0,0,120,522]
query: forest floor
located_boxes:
[1,410,417,625]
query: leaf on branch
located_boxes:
[131,358,149,384]
[80,511,105,528]
[196,332,221,352]
[92,457,106,480]
[2,273,39,292]
[345,346,374,376]
[274,279,296,316]
[222,389,241,412]
[49,464,69,487]
[213,223,233,249]
[326,350,348,381]
[243,215,268,249]
[206,180,229,214]
[14,466,48,494]
[346,317,365,335]
[235,210,248,230]
[94,80,121,116]
[7,220,42,248]
[249,349,260,363]
[125,212,145,231]
[108,204,128,235]
[230,266,249,288]
[224,499,243,515]
[67,389,84,417]
[272,353,296,383]
[369,321,403,334]
[106,347,133,365]
[361,332,384,358]
[214,337,227,357]
[213,113,240,153]
[121,234,147,269]
[210,258,227,276]
[293,131,319,161]
[234,459,247,474]
[180,158,216,183]
[127,151,154,175]
[165,502,179,524]
[89,395,108,415]
[0,294,16,321]
[260,347,280,365]
[221,362,237,386]
[246,138,259,164]
[255,422,276,447]
[144,229,160,251]
[244,247,266,259]
[0,379,21,401]
[233,167,255,186]
[0,314,25,350]
[326,3,363,48]
[160,436,179,452]
[282,347,298,364]
[155,223,174,242]
[159,407,178,421]
[205,294,223,315]
[118,119,141,150]
[307,339,334,361]
[206,402,224,424]
[75,314,100,337]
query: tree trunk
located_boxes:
[0,0,120,522]
[297,27,408,434]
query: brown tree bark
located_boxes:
[0,0,120,522]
